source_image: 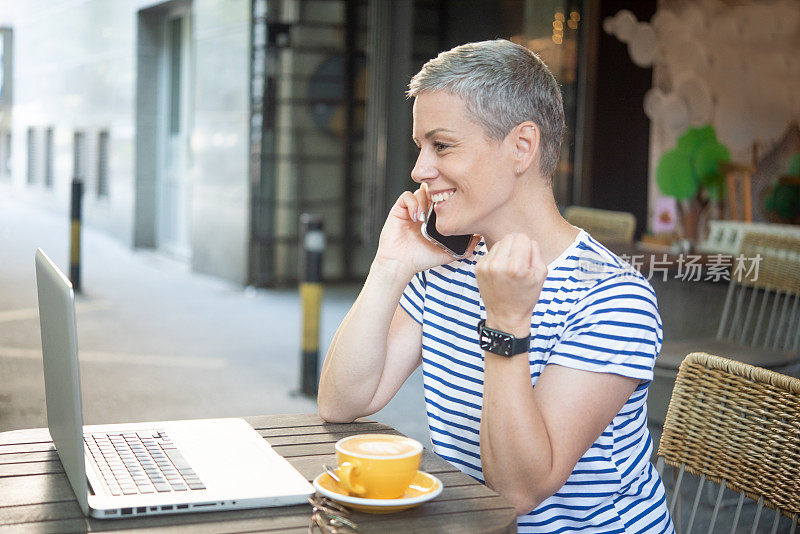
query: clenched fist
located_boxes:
[475,233,548,338]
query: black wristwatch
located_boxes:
[477,319,530,357]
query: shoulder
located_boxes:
[560,233,660,325]
[548,235,662,378]
[548,231,650,288]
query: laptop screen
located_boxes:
[35,248,90,514]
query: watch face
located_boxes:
[480,328,514,356]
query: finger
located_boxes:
[422,181,431,202]
[413,184,430,223]
[482,234,514,275]
[490,233,517,260]
[530,239,547,275]
[398,191,420,221]
[512,234,534,271]
[465,234,483,257]
[502,234,532,275]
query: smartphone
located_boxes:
[420,202,474,259]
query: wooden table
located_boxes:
[0,414,517,533]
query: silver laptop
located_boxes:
[35,248,314,519]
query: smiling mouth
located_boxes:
[431,190,455,203]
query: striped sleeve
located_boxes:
[398,271,426,324]
[547,273,663,382]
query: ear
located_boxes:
[511,121,540,177]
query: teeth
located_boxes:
[432,191,455,203]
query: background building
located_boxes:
[1,0,252,284]
[0,0,658,286]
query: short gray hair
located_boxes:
[408,39,565,179]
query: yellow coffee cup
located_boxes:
[334,434,423,499]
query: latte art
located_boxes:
[339,435,420,457]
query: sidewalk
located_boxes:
[0,198,430,446]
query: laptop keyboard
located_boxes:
[84,430,206,496]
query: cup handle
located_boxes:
[337,461,365,496]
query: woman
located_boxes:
[318,39,674,533]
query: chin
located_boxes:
[435,221,461,236]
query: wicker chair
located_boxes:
[652,231,800,424]
[563,206,636,244]
[656,352,800,533]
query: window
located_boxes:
[0,28,12,107]
[44,127,54,188]
[97,130,109,197]
[26,127,36,184]
[73,130,85,180]
[0,130,10,178]
[168,17,182,135]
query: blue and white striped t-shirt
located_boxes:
[399,229,675,533]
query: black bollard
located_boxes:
[69,177,83,292]
[299,214,325,397]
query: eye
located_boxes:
[433,142,451,153]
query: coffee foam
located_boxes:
[338,435,421,458]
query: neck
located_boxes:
[481,177,580,266]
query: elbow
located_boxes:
[318,409,354,424]
[316,380,344,422]
[485,479,540,516]
[317,403,334,423]
[509,494,539,517]
[318,379,379,423]
[499,476,568,517]
[505,487,555,516]
[516,504,537,517]
[317,399,351,424]
[317,393,359,423]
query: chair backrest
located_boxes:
[563,206,636,244]
[657,352,800,533]
[700,220,800,255]
[715,231,800,352]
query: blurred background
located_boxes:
[0,0,798,451]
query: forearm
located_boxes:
[479,322,560,514]
[318,260,413,422]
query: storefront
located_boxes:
[247,0,636,286]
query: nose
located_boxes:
[411,149,438,184]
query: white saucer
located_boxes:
[312,471,443,514]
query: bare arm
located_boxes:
[317,261,423,422]
[481,359,638,514]
[318,184,479,423]
[475,234,640,515]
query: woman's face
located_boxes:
[411,91,515,237]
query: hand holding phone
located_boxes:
[420,203,475,259]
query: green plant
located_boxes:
[656,125,731,202]
[655,125,731,239]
